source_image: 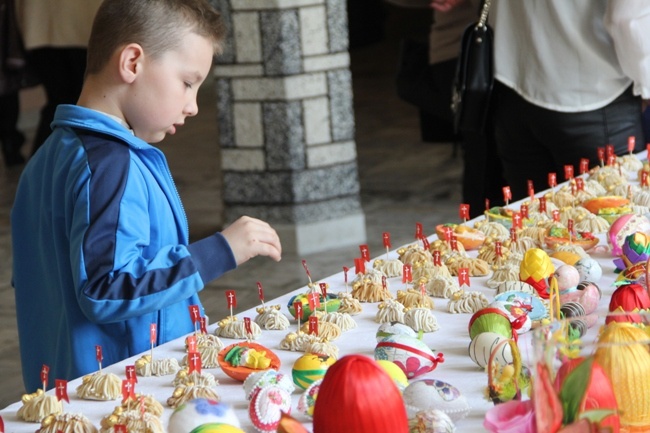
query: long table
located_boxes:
[0,199,625,432]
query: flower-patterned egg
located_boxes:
[243,370,294,401]
[291,353,335,390]
[249,385,292,433]
[167,399,242,433]
[468,331,513,369]
[408,409,456,433]
[297,379,321,418]
[608,214,650,256]
[574,257,603,282]
[402,379,470,422]
[375,334,444,379]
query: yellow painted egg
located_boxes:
[291,353,335,390]
[376,359,409,391]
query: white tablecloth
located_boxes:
[0,184,628,432]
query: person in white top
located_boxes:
[434,0,650,200]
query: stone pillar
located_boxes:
[212,0,366,255]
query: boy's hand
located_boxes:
[222,216,282,264]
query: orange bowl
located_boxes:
[218,342,281,382]
[544,227,599,251]
[434,223,486,250]
[582,196,629,214]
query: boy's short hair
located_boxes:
[86,0,225,74]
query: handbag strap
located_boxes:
[477,0,491,29]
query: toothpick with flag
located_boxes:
[225,290,237,318]
[257,282,265,308]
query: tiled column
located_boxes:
[212,0,366,255]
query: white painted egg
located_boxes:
[554,265,580,292]
[375,334,444,379]
[468,332,513,369]
[574,257,603,282]
[402,379,470,422]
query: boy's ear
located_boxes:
[118,43,145,84]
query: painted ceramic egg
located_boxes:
[608,214,650,256]
[297,379,321,417]
[409,409,456,433]
[291,353,335,390]
[376,321,418,342]
[468,331,513,369]
[375,334,444,379]
[249,385,292,433]
[376,359,409,391]
[574,257,602,282]
[554,265,581,292]
[286,293,340,321]
[402,379,470,422]
[168,399,241,433]
[468,307,514,340]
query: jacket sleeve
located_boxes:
[71,138,236,324]
[605,0,650,99]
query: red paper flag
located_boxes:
[0,416,4,433]
[308,316,319,335]
[420,281,427,297]
[188,305,200,324]
[122,379,135,403]
[257,282,264,302]
[186,335,197,353]
[319,282,328,297]
[40,364,49,388]
[548,172,557,188]
[150,324,157,345]
[359,244,370,262]
[502,186,512,202]
[564,165,574,180]
[55,379,69,403]
[244,317,252,335]
[307,292,321,311]
[421,236,430,250]
[354,257,365,274]
[402,264,412,283]
[382,232,391,249]
[459,203,470,220]
[643,171,649,187]
[520,203,529,219]
[647,144,650,160]
[433,250,441,266]
[527,179,534,197]
[510,227,517,242]
[188,351,202,374]
[114,425,127,433]
[125,365,137,383]
[450,236,458,251]
[512,211,522,230]
[343,266,349,283]
[568,219,574,235]
[458,268,470,287]
[580,158,589,175]
[597,147,605,162]
[199,317,207,334]
[607,155,616,166]
[575,177,584,191]
[628,136,635,153]
[495,241,502,258]
[225,290,237,309]
[96,345,103,363]
[415,222,423,239]
[485,198,490,211]
[539,196,547,213]
[443,226,453,242]
[382,275,387,290]
[552,209,560,222]
[606,144,614,159]
[293,301,303,320]
[302,260,311,278]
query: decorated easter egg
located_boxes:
[607,283,650,324]
[560,281,601,316]
[297,379,321,417]
[187,425,245,433]
[168,399,241,433]
[376,321,418,342]
[243,370,294,400]
[574,257,602,282]
[614,232,650,272]
[489,301,532,334]
[409,409,456,433]
[291,353,335,390]
[468,332,513,368]
[554,265,581,292]
[608,214,650,257]
[402,379,470,422]
[468,307,514,340]
[494,290,547,321]
[249,385,292,433]
[286,292,340,320]
[376,359,409,391]
[375,334,444,379]
[520,248,555,298]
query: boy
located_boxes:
[11,0,282,392]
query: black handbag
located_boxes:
[451,0,493,135]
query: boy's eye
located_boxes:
[184,82,193,89]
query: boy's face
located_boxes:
[124,32,214,143]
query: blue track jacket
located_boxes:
[11,105,237,392]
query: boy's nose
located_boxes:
[185,98,199,117]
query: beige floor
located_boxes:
[0,7,462,408]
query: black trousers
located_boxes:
[27,47,87,154]
[493,82,645,201]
